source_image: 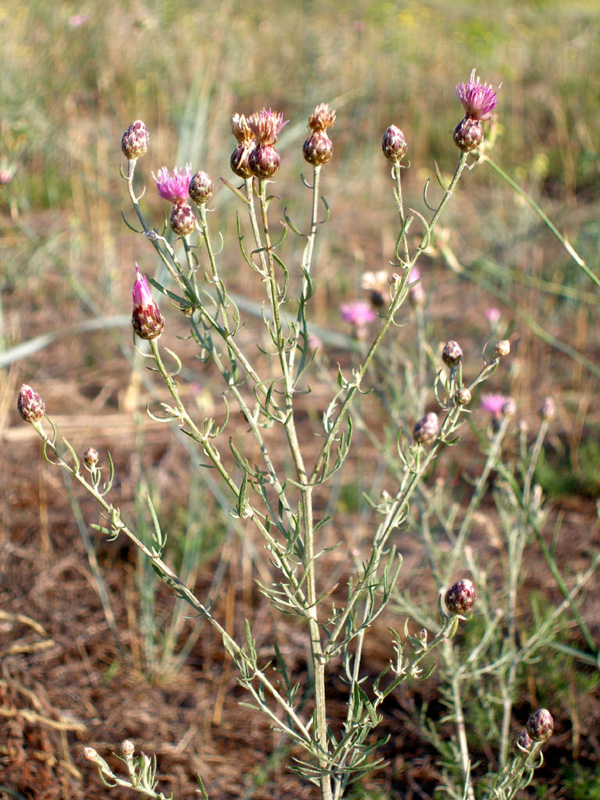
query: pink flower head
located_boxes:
[68,13,89,27]
[153,164,192,204]
[340,301,377,328]
[480,393,510,417]
[132,265,164,340]
[485,307,501,325]
[248,108,288,146]
[0,168,15,185]
[408,266,425,305]
[455,70,499,121]
[132,264,153,307]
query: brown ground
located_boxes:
[2,201,600,799]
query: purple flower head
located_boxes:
[248,108,288,146]
[480,393,510,417]
[153,164,192,204]
[455,69,499,121]
[340,301,377,328]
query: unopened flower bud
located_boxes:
[442,340,463,367]
[517,729,533,752]
[445,578,476,617]
[413,412,439,446]
[539,396,555,422]
[382,125,407,162]
[83,746,99,762]
[495,339,510,358]
[121,740,135,757]
[303,131,333,166]
[189,171,213,205]
[17,384,45,424]
[132,265,165,341]
[121,120,149,161]
[249,144,280,179]
[453,116,483,152]
[230,143,255,179]
[170,202,196,236]
[455,387,472,406]
[84,447,99,469]
[526,708,554,743]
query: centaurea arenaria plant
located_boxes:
[19,81,562,800]
[453,69,499,152]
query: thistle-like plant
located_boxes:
[18,73,563,800]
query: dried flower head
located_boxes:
[308,103,336,132]
[361,270,389,308]
[189,171,213,205]
[495,339,510,358]
[526,709,554,743]
[382,125,407,162]
[17,384,45,424]
[246,108,288,179]
[455,69,499,121]
[413,412,439,446]
[231,113,254,145]
[153,164,192,205]
[248,108,287,146]
[132,265,165,341]
[445,578,476,617]
[121,120,149,161]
